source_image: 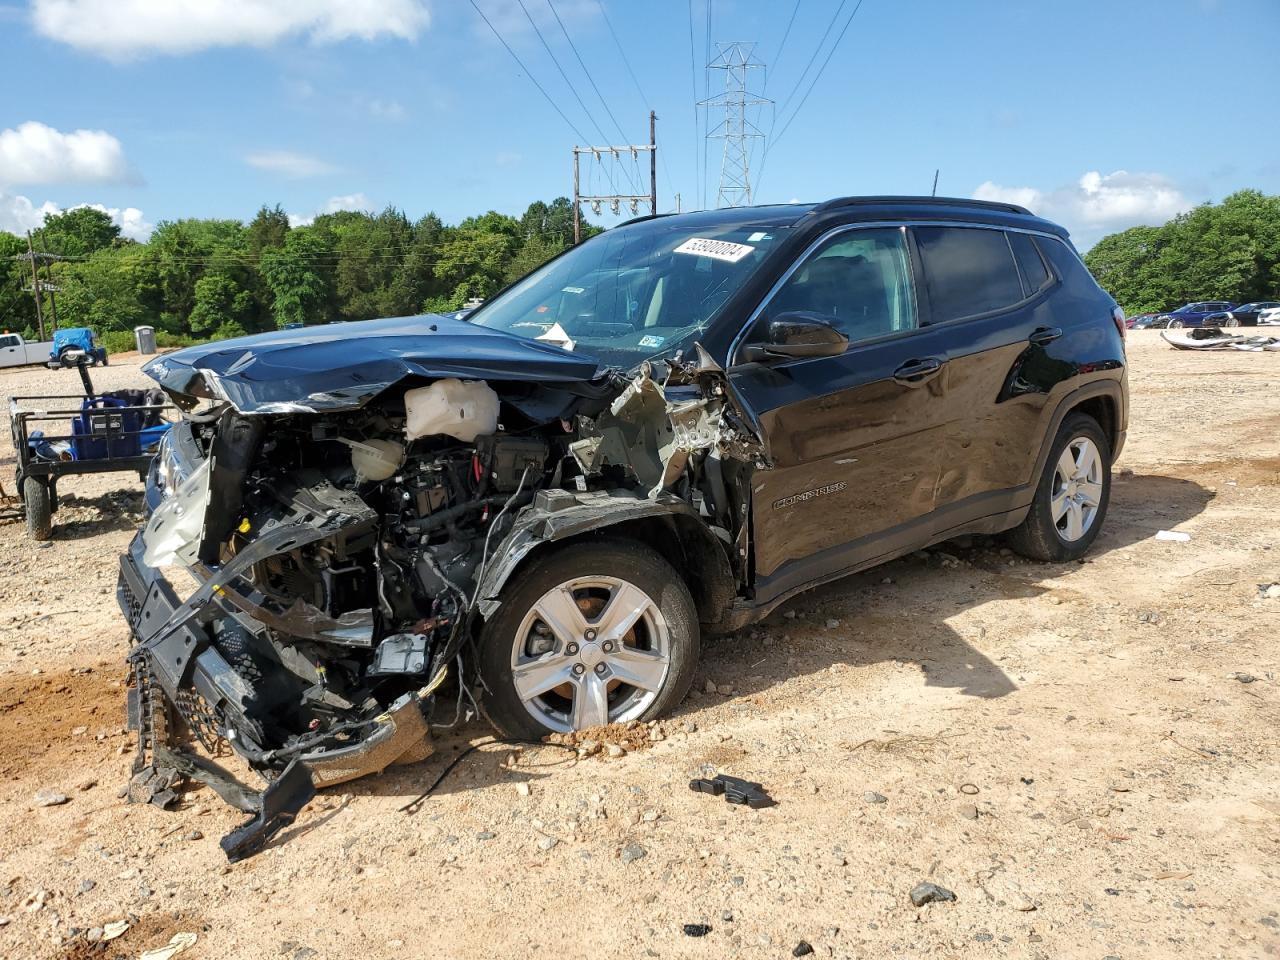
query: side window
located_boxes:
[0,335,18,348]
[915,226,1024,321]
[760,227,917,344]
[1007,232,1052,296]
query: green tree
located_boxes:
[259,228,332,328]
[34,206,120,258]
[188,273,253,335]
[247,204,291,256]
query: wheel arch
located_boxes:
[476,493,739,629]
[1031,379,1125,484]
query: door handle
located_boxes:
[892,357,944,384]
[1029,326,1063,345]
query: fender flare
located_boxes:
[1029,378,1126,485]
[475,489,738,625]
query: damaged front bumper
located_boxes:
[117,525,436,860]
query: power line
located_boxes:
[772,0,850,124]
[766,0,801,91]
[513,0,630,194]
[702,0,712,211]
[759,0,868,194]
[687,0,700,210]
[467,0,593,147]
[593,0,678,203]
[770,0,866,152]
[545,0,629,145]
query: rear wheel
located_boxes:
[1223,316,1240,328]
[477,539,699,738]
[23,476,52,541]
[1007,413,1111,562]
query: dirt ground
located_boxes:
[0,334,1276,960]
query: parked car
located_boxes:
[0,332,55,369]
[117,196,1128,857]
[1155,301,1236,328]
[1203,301,1280,328]
[1258,306,1280,326]
[50,327,108,366]
[1126,312,1159,329]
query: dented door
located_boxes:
[731,327,954,604]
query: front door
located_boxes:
[728,225,952,605]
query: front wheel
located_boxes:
[1166,319,1184,329]
[1006,412,1111,562]
[477,539,700,738]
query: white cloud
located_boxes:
[0,191,152,240]
[973,170,1191,233]
[0,191,60,234]
[0,121,129,186]
[245,150,337,179]
[472,0,596,39]
[367,98,406,121]
[32,0,430,58]
[288,192,371,227]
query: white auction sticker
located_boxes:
[673,237,756,263]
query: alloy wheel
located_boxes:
[511,576,672,733]
[1051,437,1103,542]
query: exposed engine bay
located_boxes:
[117,322,766,860]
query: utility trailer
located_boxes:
[9,361,174,540]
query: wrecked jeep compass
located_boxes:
[118,197,1127,856]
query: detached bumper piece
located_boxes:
[220,760,316,863]
[689,773,776,809]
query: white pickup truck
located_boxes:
[0,333,55,369]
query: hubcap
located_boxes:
[1051,437,1103,542]
[511,576,671,733]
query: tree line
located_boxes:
[1084,189,1280,316]
[0,198,600,352]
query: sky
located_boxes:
[1,0,1278,250]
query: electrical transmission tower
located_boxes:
[572,111,659,244]
[701,42,770,208]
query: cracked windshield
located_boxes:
[468,217,787,368]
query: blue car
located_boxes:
[50,327,108,366]
[1155,301,1236,329]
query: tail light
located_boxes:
[1112,305,1126,339]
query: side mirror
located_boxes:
[741,312,849,362]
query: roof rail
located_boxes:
[810,195,1033,216]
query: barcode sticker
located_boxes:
[673,237,756,263]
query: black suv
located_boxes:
[119,197,1126,845]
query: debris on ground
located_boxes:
[545,720,656,756]
[32,788,68,807]
[139,932,199,960]
[682,923,712,937]
[1155,529,1192,542]
[910,882,957,907]
[689,773,776,809]
[792,941,815,957]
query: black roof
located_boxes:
[618,195,1064,237]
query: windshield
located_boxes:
[468,215,792,368]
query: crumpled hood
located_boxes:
[142,314,605,414]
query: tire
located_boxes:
[1223,316,1240,328]
[476,538,700,738]
[1006,412,1111,562]
[23,476,52,541]
[1167,319,1183,329]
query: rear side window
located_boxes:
[915,226,1024,321]
[1008,232,1052,295]
[1036,235,1104,294]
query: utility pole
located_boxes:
[24,232,45,341]
[702,42,770,208]
[572,113,659,244]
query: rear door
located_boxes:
[911,225,1064,525]
[728,225,953,603]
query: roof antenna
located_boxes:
[931,169,940,197]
